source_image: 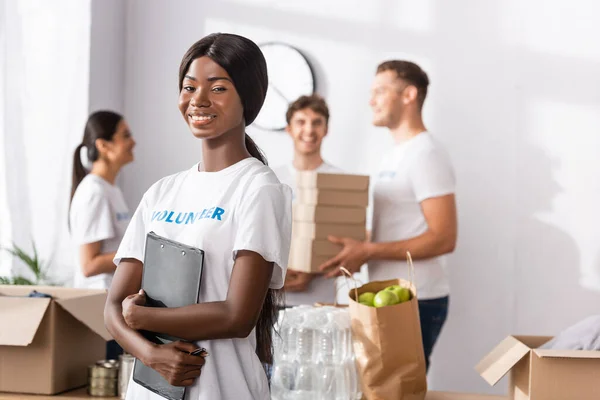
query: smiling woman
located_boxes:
[104,33,293,400]
[69,111,135,290]
[178,58,244,140]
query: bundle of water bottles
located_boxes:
[271,305,362,400]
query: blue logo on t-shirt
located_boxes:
[116,212,131,222]
[150,207,225,225]
[379,170,396,180]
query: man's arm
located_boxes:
[284,270,317,292]
[320,194,457,277]
[369,194,457,260]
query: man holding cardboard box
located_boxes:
[320,61,457,371]
[272,95,345,306]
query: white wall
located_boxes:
[89,0,126,114]
[1,0,91,283]
[118,0,600,394]
[1,0,123,283]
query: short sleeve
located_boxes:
[71,192,115,245]
[232,183,293,289]
[114,194,149,266]
[409,149,456,202]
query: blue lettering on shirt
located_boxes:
[212,207,224,220]
[116,212,131,221]
[150,207,226,225]
[185,212,196,224]
[175,212,187,224]
[156,211,168,221]
[379,170,396,180]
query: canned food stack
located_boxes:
[88,360,119,397]
[271,306,361,399]
[119,354,136,399]
[289,172,369,273]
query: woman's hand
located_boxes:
[144,341,206,387]
[122,289,147,330]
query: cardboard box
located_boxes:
[288,239,341,273]
[296,188,368,207]
[293,204,366,224]
[287,253,330,274]
[476,335,600,400]
[297,171,369,191]
[293,221,366,241]
[292,238,342,256]
[0,286,111,395]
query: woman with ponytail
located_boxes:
[69,111,135,290]
[104,33,292,400]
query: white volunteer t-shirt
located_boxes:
[115,157,292,400]
[369,132,456,300]
[272,161,342,306]
[69,174,131,289]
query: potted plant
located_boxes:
[0,241,52,285]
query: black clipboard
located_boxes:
[132,231,204,400]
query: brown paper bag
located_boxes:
[344,254,427,400]
[313,277,364,308]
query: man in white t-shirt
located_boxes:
[320,61,457,371]
[272,94,342,306]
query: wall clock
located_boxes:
[253,42,316,131]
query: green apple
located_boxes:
[384,285,402,298]
[397,287,411,302]
[373,290,399,307]
[358,292,376,306]
[359,301,373,307]
[385,285,411,303]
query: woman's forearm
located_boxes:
[125,251,273,344]
[133,300,258,342]
[82,251,117,277]
[105,299,155,364]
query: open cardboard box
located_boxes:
[476,335,600,400]
[0,285,111,395]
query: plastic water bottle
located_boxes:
[272,308,303,399]
[292,309,321,399]
[271,306,361,400]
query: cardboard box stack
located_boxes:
[289,172,369,273]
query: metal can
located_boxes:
[88,360,119,397]
[89,362,119,379]
[119,353,136,399]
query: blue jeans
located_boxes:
[418,296,449,371]
[106,339,123,360]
